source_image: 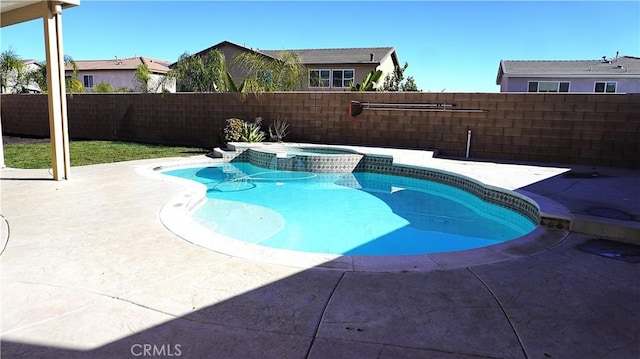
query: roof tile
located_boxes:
[501,56,640,75]
[69,57,171,73]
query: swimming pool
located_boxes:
[162,161,537,255]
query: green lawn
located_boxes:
[4,140,209,169]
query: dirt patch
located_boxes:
[3,136,51,145]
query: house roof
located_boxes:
[69,57,171,74]
[182,40,398,67]
[496,56,640,84]
[261,47,396,65]
[22,59,42,67]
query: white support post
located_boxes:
[43,2,70,180]
[0,112,5,168]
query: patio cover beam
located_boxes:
[1,0,79,180]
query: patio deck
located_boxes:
[1,151,638,358]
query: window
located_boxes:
[309,69,330,88]
[260,71,273,87]
[309,69,354,88]
[332,69,354,88]
[83,75,94,88]
[594,81,616,93]
[528,81,569,93]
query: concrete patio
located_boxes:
[1,151,638,358]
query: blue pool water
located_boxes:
[163,162,536,255]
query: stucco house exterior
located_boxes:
[67,57,176,93]
[179,40,400,91]
[496,55,640,93]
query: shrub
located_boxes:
[223,117,265,143]
[223,118,245,143]
[95,82,114,93]
[268,118,290,142]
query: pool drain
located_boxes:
[578,239,640,263]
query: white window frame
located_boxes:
[331,69,355,88]
[309,69,330,88]
[83,74,94,88]
[528,81,570,93]
[594,81,617,93]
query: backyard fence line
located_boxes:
[1,92,639,169]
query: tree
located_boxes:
[29,63,46,92]
[401,76,419,92]
[1,50,27,93]
[134,64,151,92]
[382,62,407,91]
[382,61,420,92]
[134,63,172,93]
[231,50,307,92]
[170,49,229,92]
[32,55,84,94]
[62,55,84,93]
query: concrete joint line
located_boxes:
[1,294,108,336]
[467,267,530,359]
[544,180,581,196]
[304,271,346,358]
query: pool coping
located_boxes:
[139,149,571,272]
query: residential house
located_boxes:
[1,59,42,94]
[496,55,640,93]
[66,57,176,93]
[178,40,400,91]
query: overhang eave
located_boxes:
[1,0,79,27]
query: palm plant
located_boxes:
[170,49,230,92]
[231,51,306,92]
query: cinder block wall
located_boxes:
[2,92,639,168]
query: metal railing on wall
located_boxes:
[349,101,486,116]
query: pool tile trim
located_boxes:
[229,144,542,226]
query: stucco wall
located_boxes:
[374,53,396,90]
[2,92,639,168]
[71,70,173,93]
[503,77,640,93]
[73,70,135,92]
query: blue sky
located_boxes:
[2,1,638,92]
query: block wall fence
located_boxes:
[1,92,639,168]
